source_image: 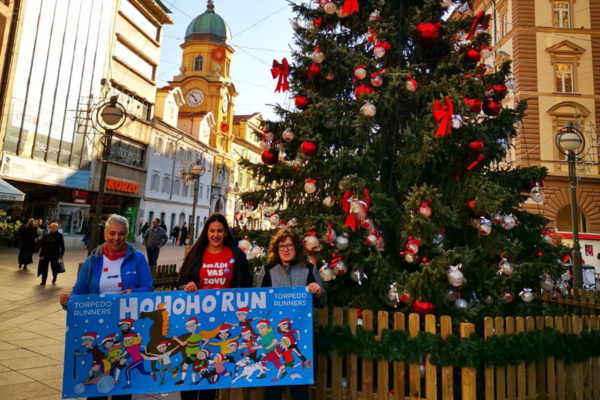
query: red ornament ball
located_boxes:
[306,63,321,80]
[463,97,483,113]
[414,22,442,46]
[465,48,481,62]
[483,98,502,116]
[300,140,318,157]
[354,84,374,99]
[261,149,278,165]
[295,96,311,110]
[412,300,435,316]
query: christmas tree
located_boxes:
[240,0,566,317]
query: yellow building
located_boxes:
[168,0,238,218]
[231,113,266,229]
[0,0,19,120]
[465,0,600,267]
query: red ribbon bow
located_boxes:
[342,189,371,232]
[467,154,486,170]
[371,69,386,78]
[305,178,317,184]
[433,96,454,137]
[271,58,290,93]
[326,223,335,244]
[466,11,490,40]
[330,253,342,269]
[342,0,359,15]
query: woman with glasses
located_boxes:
[256,227,327,400]
[177,213,253,400]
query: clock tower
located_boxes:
[171,0,237,152]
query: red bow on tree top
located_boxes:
[342,0,359,15]
[466,10,491,40]
[342,189,371,232]
[433,96,454,137]
[271,58,290,93]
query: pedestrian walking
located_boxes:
[171,225,180,244]
[142,218,168,266]
[140,221,149,236]
[59,213,153,400]
[179,223,188,246]
[255,227,327,400]
[176,213,253,400]
[17,218,39,270]
[37,222,65,286]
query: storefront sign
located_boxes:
[106,178,139,194]
[1,153,89,189]
[72,190,88,204]
[62,287,314,398]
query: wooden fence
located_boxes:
[150,263,179,290]
[217,307,600,400]
[541,288,600,315]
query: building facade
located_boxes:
[466,0,600,269]
[0,0,172,246]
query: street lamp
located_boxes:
[88,96,127,253]
[231,182,240,227]
[182,156,206,242]
[555,122,586,289]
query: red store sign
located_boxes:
[105,178,139,194]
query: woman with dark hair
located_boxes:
[18,218,39,270]
[256,227,327,400]
[177,213,253,400]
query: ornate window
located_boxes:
[546,101,589,161]
[546,40,584,94]
[552,1,570,28]
[194,56,203,71]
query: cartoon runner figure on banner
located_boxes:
[144,340,179,385]
[277,318,311,368]
[119,333,155,389]
[240,327,261,362]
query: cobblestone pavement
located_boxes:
[0,243,186,400]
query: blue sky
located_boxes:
[158,0,296,120]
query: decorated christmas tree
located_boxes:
[240,0,566,317]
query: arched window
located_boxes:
[556,205,588,232]
[194,56,203,71]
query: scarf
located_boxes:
[103,244,127,261]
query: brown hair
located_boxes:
[267,228,307,266]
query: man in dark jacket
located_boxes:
[142,218,168,266]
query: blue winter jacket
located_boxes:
[72,243,153,295]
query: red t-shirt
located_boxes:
[199,247,235,289]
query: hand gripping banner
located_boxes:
[62,287,314,398]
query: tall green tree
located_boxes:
[241,0,565,317]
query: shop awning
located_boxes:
[0,178,25,202]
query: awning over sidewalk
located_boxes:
[0,178,25,202]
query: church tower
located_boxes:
[171,0,237,153]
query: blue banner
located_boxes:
[62,287,314,399]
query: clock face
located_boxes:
[186,89,204,107]
[222,94,229,112]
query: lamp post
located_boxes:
[555,122,586,288]
[182,157,206,242]
[88,96,127,253]
[231,182,240,227]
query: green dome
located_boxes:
[185,1,231,43]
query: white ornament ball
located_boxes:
[319,265,335,282]
[455,298,469,310]
[360,101,377,116]
[419,204,432,218]
[498,258,514,276]
[530,184,544,203]
[366,234,378,246]
[259,141,270,150]
[323,196,334,208]
[478,217,492,236]
[445,288,458,302]
[540,275,555,291]
[264,131,274,142]
[406,242,419,255]
[371,75,383,87]
[369,10,380,21]
[519,289,534,303]
[405,79,417,92]
[373,46,386,59]
[304,181,317,194]
[481,48,493,59]
[335,235,350,251]
[323,1,337,14]
[448,267,465,288]
[333,261,347,275]
[249,245,263,259]
[304,235,320,252]
[452,115,465,129]
[238,239,252,253]
[387,282,401,304]
[501,215,516,230]
[404,253,416,263]
[270,214,281,227]
[287,218,297,227]
[282,128,294,142]
[354,67,367,80]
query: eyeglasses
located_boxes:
[278,244,295,251]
